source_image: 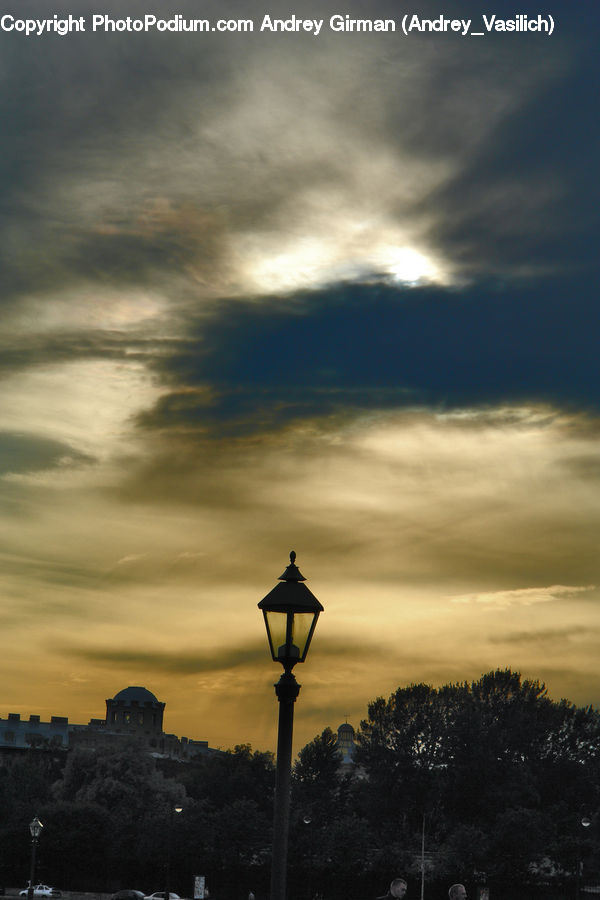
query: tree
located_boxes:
[292,727,343,815]
[169,745,275,900]
[54,742,185,888]
[176,744,275,809]
[35,801,113,889]
[354,669,600,887]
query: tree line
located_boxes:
[1,669,598,900]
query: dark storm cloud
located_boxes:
[0,0,235,303]
[423,42,600,275]
[67,634,379,674]
[0,332,171,377]
[0,431,94,474]
[489,625,595,646]
[559,453,600,481]
[0,548,108,593]
[137,275,600,435]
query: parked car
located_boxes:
[112,892,145,900]
[144,893,180,900]
[19,886,61,898]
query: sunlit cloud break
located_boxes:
[451,585,597,610]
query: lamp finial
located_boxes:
[279,550,305,582]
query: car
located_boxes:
[19,886,61,898]
[144,894,180,900]
[112,892,145,900]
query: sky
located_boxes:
[1,0,599,754]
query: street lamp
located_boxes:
[576,815,592,900]
[302,814,316,900]
[164,804,183,900]
[27,817,44,900]
[258,552,323,900]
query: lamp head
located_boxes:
[258,552,323,672]
[29,817,43,839]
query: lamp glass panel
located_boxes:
[291,612,317,659]
[265,610,289,660]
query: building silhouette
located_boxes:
[1,690,359,768]
[0,685,213,760]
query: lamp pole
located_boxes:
[27,817,44,900]
[165,804,183,900]
[258,552,323,900]
[302,814,314,900]
[271,669,300,900]
[420,813,425,900]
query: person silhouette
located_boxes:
[378,878,408,900]
[448,885,467,900]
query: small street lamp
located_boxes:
[258,552,323,900]
[164,804,183,900]
[302,814,316,900]
[27,817,44,900]
[576,814,592,900]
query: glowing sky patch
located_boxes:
[451,584,597,610]
[0,361,162,467]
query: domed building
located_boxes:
[333,721,367,778]
[105,686,165,736]
[1,685,213,761]
[335,722,356,771]
[67,685,211,760]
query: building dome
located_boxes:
[105,686,165,736]
[112,686,160,704]
[336,722,356,766]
